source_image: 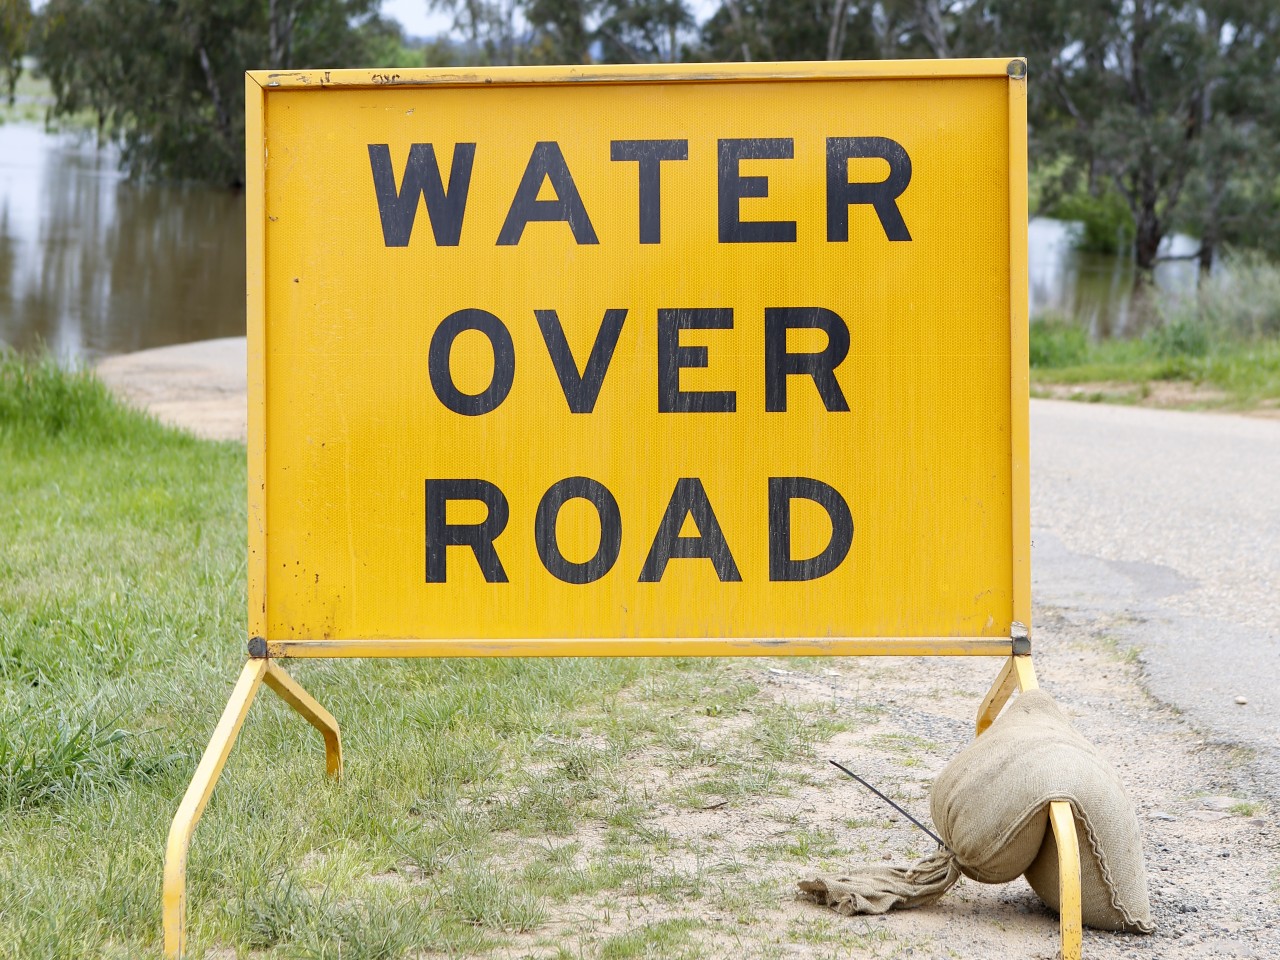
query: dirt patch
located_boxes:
[447,613,1279,960]
[1033,380,1234,410]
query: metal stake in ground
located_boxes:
[828,758,948,850]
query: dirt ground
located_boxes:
[94,343,1277,958]
[1032,380,1280,419]
[484,601,1278,960]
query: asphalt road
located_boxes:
[1030,400,1280,790]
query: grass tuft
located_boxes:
[0,698,177,813]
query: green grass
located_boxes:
[3,352,898,958]
[1029,317,1280,407]
[1029,251,1280,409]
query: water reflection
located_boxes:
[1,123,1207,360]
[1029,216,1199,338]
[0,124,245,359]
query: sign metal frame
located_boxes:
[245,58,1032,658]
[165,59,1081,960]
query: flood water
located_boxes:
[1,123,1203,360]
[0,124,245,360]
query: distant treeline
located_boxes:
[6,0,1279,273]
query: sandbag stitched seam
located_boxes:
[1055,795,1154,933]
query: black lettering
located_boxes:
[610,139,689,244]
[717,138,796,243]
[425,479,509,583]
[534,477,623,584]
[367,143,475,247]
[535,309,627,414]
[764,307,851,412]
[826,137,912,242]
[497,141,599,245]
[639,478,742,582]
[768,477,853,581]
[657,308,735,413]
[428,309,516,416]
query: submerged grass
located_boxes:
[2,352,890,958]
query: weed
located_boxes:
[0,698,177,812]
[1029,315,1089,368]
[599,918,703,959]
[449,864,548,932]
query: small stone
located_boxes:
[1201,796,1241,812]
[882,852,894,861]
[1149,811,1177,821]
[1235,696,1248,705]
[1186,810,1231,822]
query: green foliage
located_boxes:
[34,0,411,184]
[1052,188,1136,256]
[0,0,31,106]
[1160,249,1280,340]
[1029,314,1090,369]
[991,0,1280,273]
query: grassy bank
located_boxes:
[1030,251,1280,411]
[0,354,898,959]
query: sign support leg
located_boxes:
[975,653,1083,960]
[162,658,342,958]
[1050,799,1084,960]
[262,660,343,778]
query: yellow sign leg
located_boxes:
[162,659,342,958]
[976,654,1084,960]
[263,660,343,778]
[1050,799,1084,960]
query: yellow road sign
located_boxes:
[171,62,1068,960]
[246,60,1029,650]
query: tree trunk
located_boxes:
[1197,239,1215,277]
[1130,170,1163,276]
[1134,210,1161,274]
[826,0,849,60]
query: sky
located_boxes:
[379,0,717,41]
[381,0,453,38]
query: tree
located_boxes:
[595,0,694,63]
[427,0,525,63]
[0,0,32,106]
[696,0,977,64]
[983,0,1280,276]
[1175,0,1280,269]
[35,0,408,185]
[427,0,698,65]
